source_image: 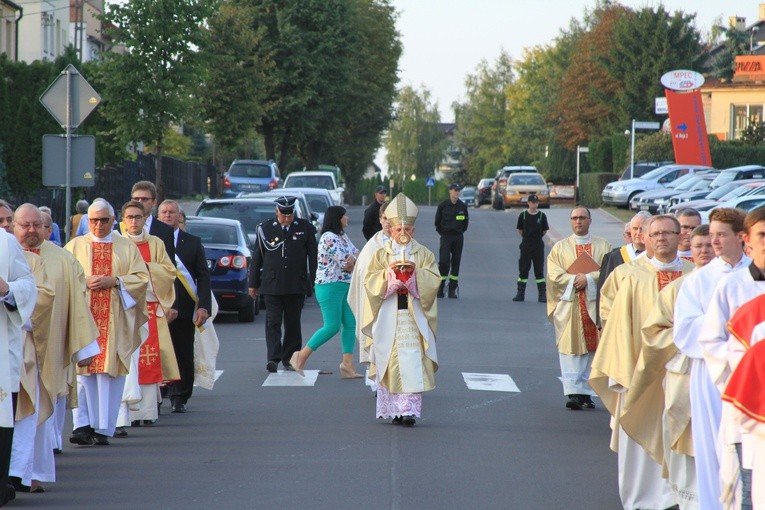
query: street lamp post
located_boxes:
[576,145,589,203]
[629,120,636,180]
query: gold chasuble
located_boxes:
[546,235,611,355]
[641,275,694,458]
[362,240,439,394]
[132,235,179,382]
[33,241,99,413]
[599,256,651,325]
[65,234,149,377]
[16,252,54,422]
[590,260,694,463]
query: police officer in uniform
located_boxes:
[248,196,318,372]
[435,183,469,298]
[512,194,548,302]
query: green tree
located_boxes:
[709,22,749,81]
[100,0,217,201]
[741,122,765,144]
[604,6,703,127]
[385,86,446,186]
[453,51,514,182]
[634,131,674,161]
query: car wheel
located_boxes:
[238,298,256,322]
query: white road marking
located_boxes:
[462,372,521,392]
[262,370,320,387]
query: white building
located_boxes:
[69,0,105,62]
[1,0,22,60]
[16,0,70,62]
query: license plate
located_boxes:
[640,205,650,211]
[241,184,260,190]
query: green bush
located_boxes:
[589,136,612,174]
[579,172,619,208]
[611,133,630,173]
[710,141,765,168]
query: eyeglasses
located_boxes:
[570,216,590,221]
[15,222,43,230]
[648,231,679,238]
[89,217,112,225]
[124,214,144,221]
[131,196,153,202]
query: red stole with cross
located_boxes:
[88,242,112,374]
[575,244,599,352]
[657,271,683,291]
[136,241,163,384]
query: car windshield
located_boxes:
[197,202,276,233]
[668,175,700,190]
[709,171,737,188]
[509,174,545,185]
[720,185,762,202]
[639,167,674,180]
[285,175,334,190]
[689,179,712,191]
[306,195,331,213]
[229,163,271,178]
[185,223,239,245]
[706,181,745,199]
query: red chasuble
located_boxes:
[136,241,163,384]
[722,295,765,422]
[575,244,598,352]
[88,242,112,374]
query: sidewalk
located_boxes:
[544,206,626,249]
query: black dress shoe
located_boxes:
[53,448,62,455]
[69,426,95,445]
[582,395,595,409]
[114,427,128,438]
[2,484,16,505]
[8,476,30,493]
[401,416,416,427]
[565,395,582,410]
[172,402,187,413]
[93,433,110,445]
[143,419,156,426]
[283,363,295,371]
[391,416,403,425]
[266,361,277,373]
[131,420,142,427]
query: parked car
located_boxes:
[491,165,539,209]
[707,165,765,189]
[222,159,281,198]
[264,186,334,225]
[195,196,312,247]
[459,186,476,206]
[601,164,713,207]
[183,216,256,322]
[700,194,765,223]
[283,170,345,205]
[497,172,550,208]
[238,190,322,237]
[618,160,674,181]
[475,178,494,206]
[666,178,765,214]
[630,173,716,213]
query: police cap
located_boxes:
[274,196,296,214]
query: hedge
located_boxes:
[579,172,619,208]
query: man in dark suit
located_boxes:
[248,196,317,372]
[123,181,176,264]
[158,200,211,413]
[362,185,388,240]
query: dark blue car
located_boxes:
[184,216,257,322]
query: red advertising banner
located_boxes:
[665,89,713,166]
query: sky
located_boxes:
[390,0,763,123]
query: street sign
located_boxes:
[660,69,705,91]
[39,64,101,128]
[655,97,668,115]
[426,177,436,188]
[42,135,96,187]
[633,121,660,130]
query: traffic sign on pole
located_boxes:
[39,64,101,129]
[42,135,96,187]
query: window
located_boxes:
[732,103,765,139]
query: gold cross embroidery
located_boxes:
[139,346,159,366]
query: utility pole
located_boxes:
[73,0,84,62]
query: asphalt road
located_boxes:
[30,204,621,510]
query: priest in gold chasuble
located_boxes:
[65,199,148,444]
[590,215,694,510]
[362,194,439,427]
[116,201,178,429]
[546,207,611,411]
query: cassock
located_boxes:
[590,257,693,510]
[348,229,388,367]
[363,239,439,419]
[65,232,149,437]
[722,298,765,508]
[0,230,37,506]
[546,234,611,397]
[674,255,750,510]
[596,243,639,323]
[699,265,765,508]
[119,231,178,425]
[641,275,698,509]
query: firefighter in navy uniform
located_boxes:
[513,194,549,302]
[435,183,469,298]
[248,196,318,372]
